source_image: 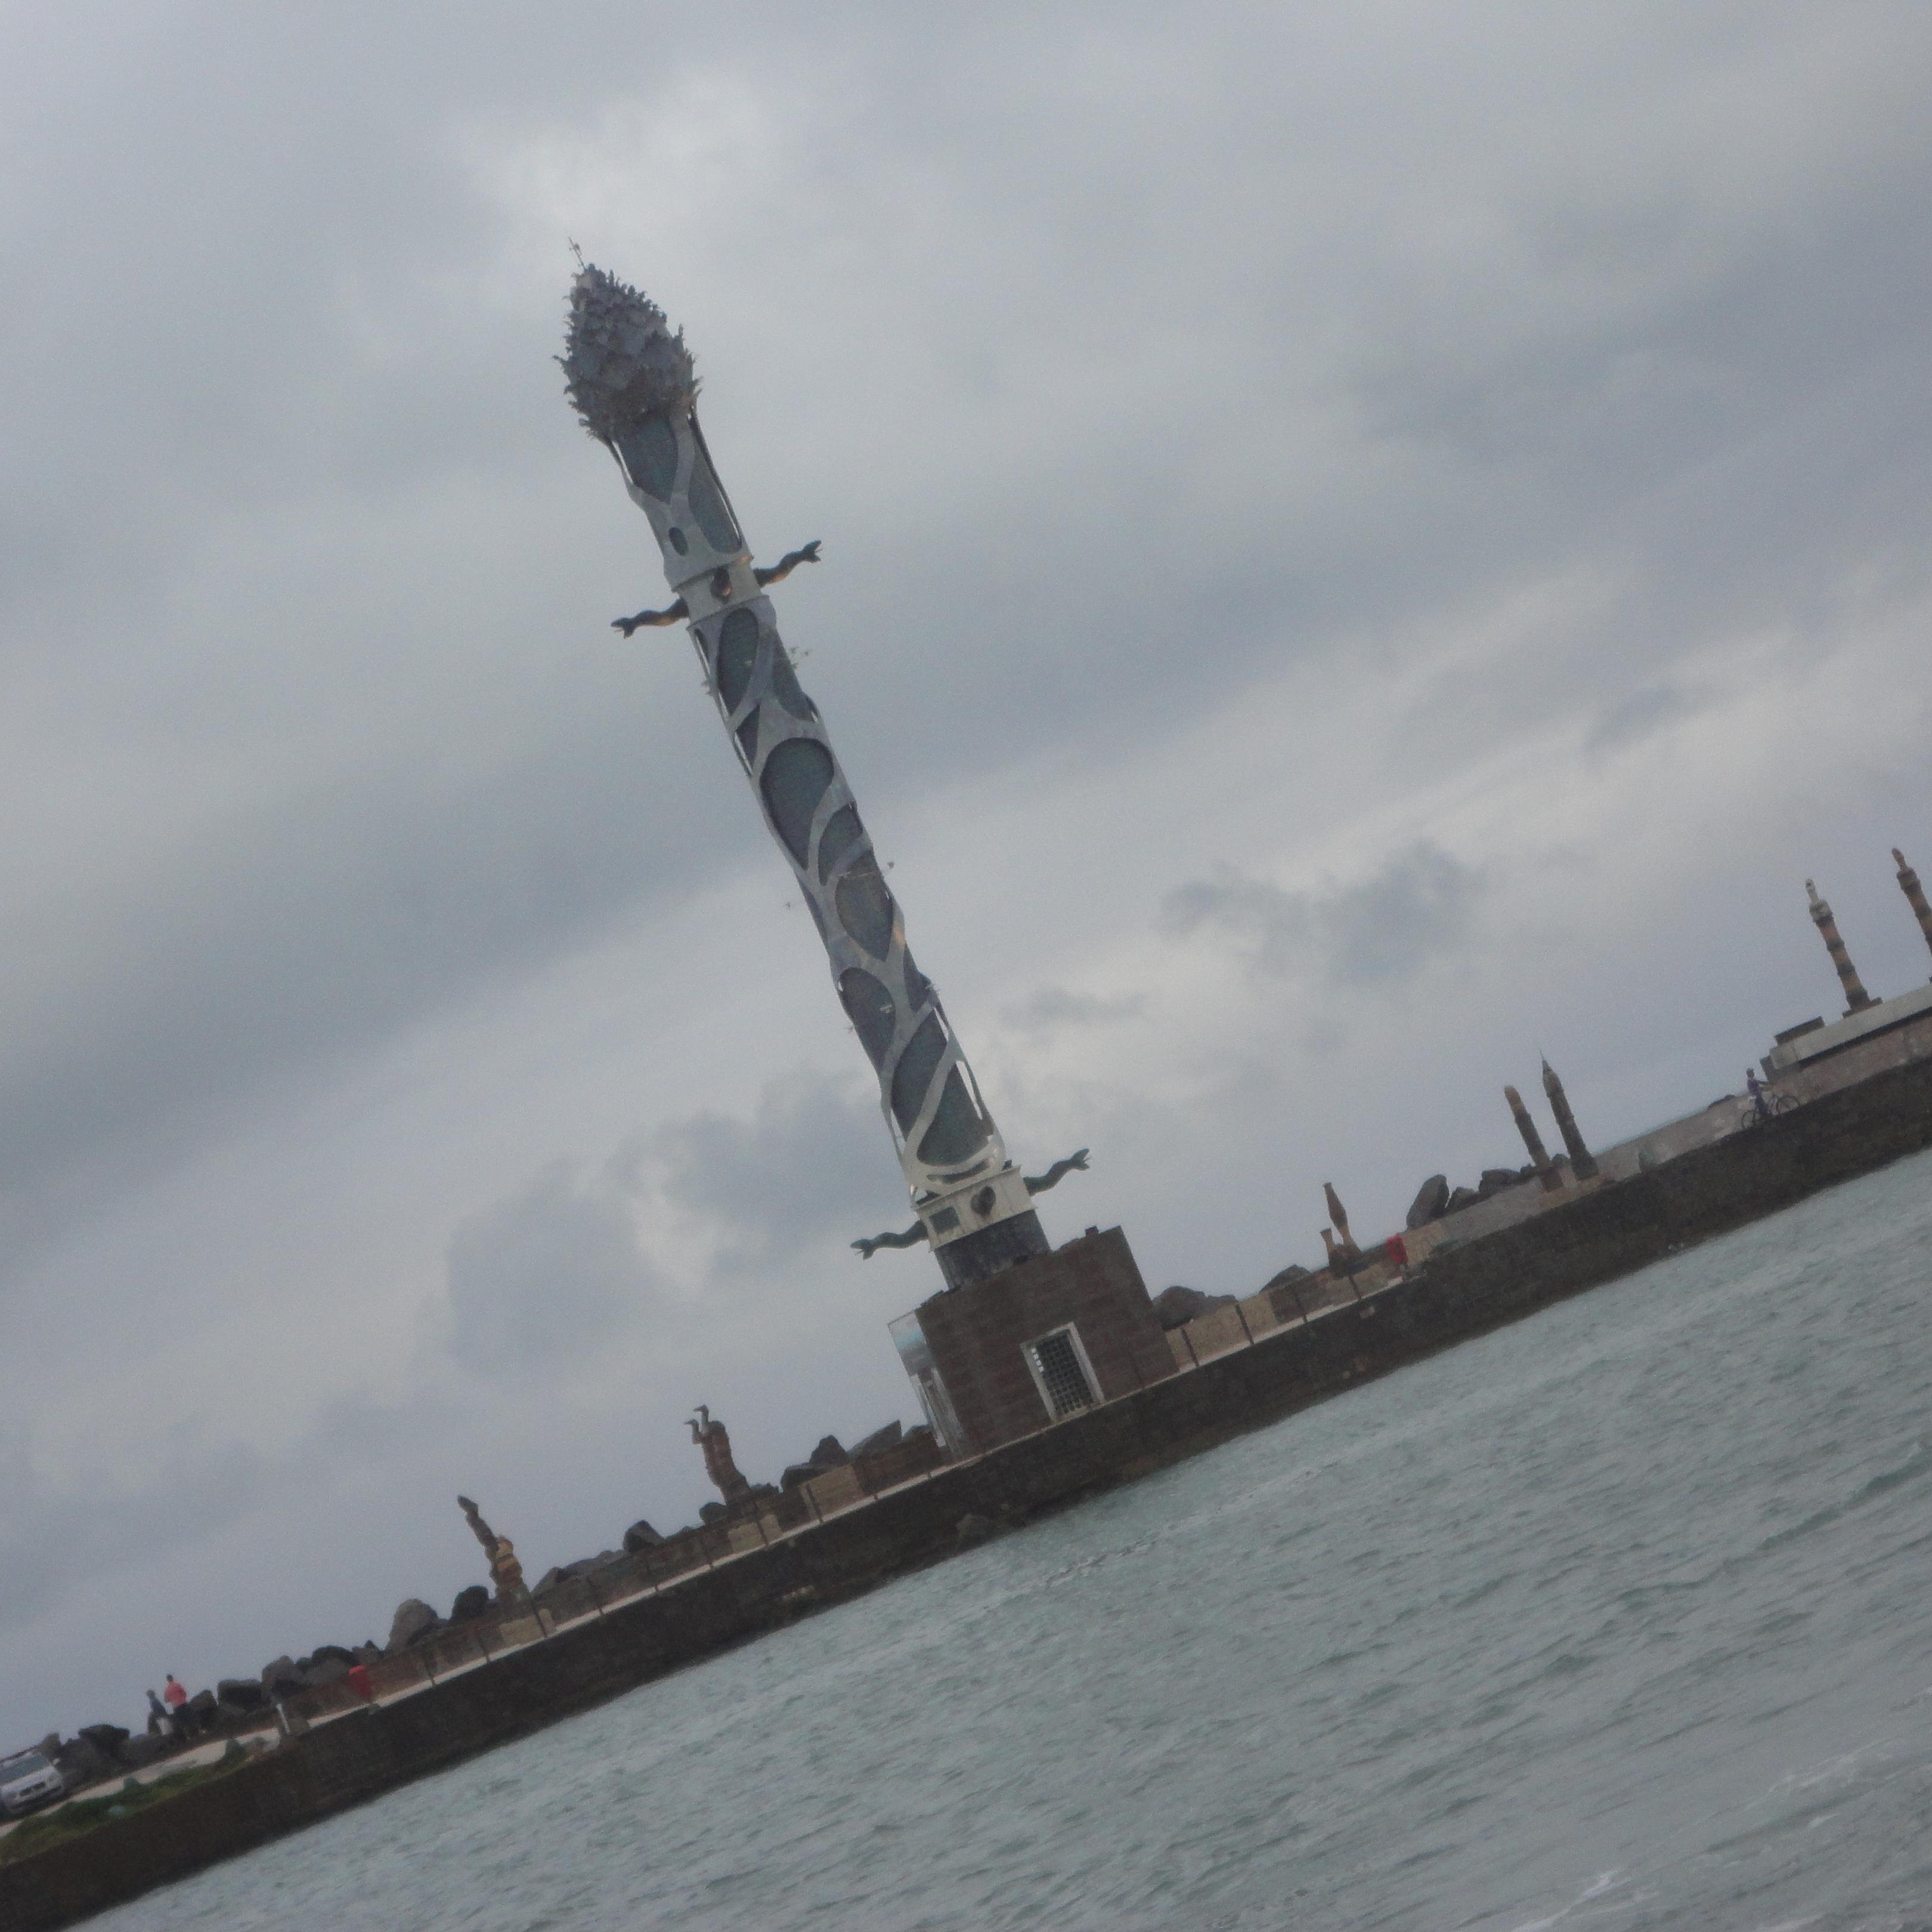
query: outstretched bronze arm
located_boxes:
[754,539,821,587]
[852,1221,928,1260]
[613,542,822,637]
[1024,1148,1089,1195]
[612,599,687,636]
[853,1148,1088,1258]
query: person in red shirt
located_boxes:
[162,1674,190,1741]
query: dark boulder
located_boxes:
[1405,1175,1450,1227]
[698,1501,727,1525]
[76,1723,130,1765]
[299,1655,350,1688]
[809,1435,849,1467]
[1477,1168,1521,1196]
[305,1645,359,1671]
[1262,1267,1314,1322]
[781,1463,824,1491]
[1153,1284,1206,1327]
[1444,1185,1481,1215]
[260,1657,305,1698]
[384,1599,441,1654]
[531,1556,612,1597]
[449,1584,491,1623]
[216,1678,267,1711]
[622,1519,664,1553]
[849,1421,903,1460]
[181,1689,217,1725]
[1151,1285,1235,1330]
[52,1735,116,1791]
[122,1733,163,1769]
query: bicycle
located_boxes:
[1739,1078,1799,1126]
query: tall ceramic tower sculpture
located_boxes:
[559,267,1049,1290]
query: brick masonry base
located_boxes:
[912,1227,1178,1455]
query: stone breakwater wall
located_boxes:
[9,1055,1932,1931]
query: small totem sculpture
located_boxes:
[1322,1183,1362,1258]
[457,1494,528,1601]
[689,1405,752,1506]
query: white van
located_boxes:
[0,1748,66,1816]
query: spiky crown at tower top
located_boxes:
[560,267,1054,1288]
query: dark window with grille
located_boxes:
[1027,1328,1097,1419]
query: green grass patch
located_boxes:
[0,1747,254,1866]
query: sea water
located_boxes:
[104,1148,1932,1930]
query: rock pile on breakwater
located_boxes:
[1151,1284,1236,1329]
[8,1416,930,1800]
[374,1417,933,1648]
[20,1645,380,1794]
[776,1420,913,1494]
[1405,1165,1551,1225]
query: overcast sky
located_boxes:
[5,1,1932,1748]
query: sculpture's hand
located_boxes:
[612,597,690,636]
[1024,1148,1091,1196]
[754,540,822,588]
[852,1219,928,1259]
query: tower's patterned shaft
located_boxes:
[561,268,1036,1252]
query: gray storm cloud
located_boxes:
[645,1070,895,1277]
[1163,844,1489,986]
[445,1161,654,1380]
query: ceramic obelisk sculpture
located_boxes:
[559,267,1051,1289]
[1894,849,1932,972]
[1806,878,1877,1015]
[1504,1084,1562,1193]
[1541,1058,1599,1182]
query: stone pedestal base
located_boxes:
[906,1226,1175,1457]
